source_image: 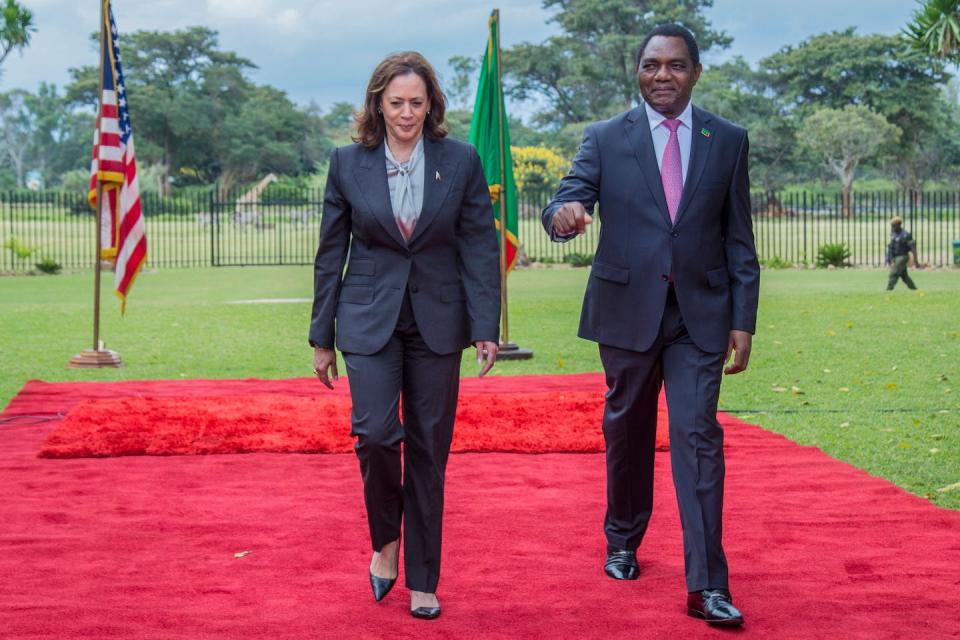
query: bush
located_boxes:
[512,146,568,193]
[3,237,35,260]
[563,252,594,267]
[761,256,793,269]
[57,169,92,195]
[35,258,62,274]
[815,243,852,268]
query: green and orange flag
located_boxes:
[469,9,520,274]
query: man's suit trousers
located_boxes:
[342,290,462,593]
[599,285,729,592]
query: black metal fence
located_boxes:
[2,188,959,272]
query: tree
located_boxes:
[800,105,901,216]
[904,0,960,62]
[695,57,799,200]
[0,85,91,190]
[761,29,949,193]
[321,101,357,146]
[0,0,34,71]
[447,55,479,110]
[503,0,730,128]
[66,26,332,192]
[214,86,331,193]
[67,27,258,193]
[445,109,473,143]
[24,83,92,187]
[322,101,355,130]
[0,89,30,187]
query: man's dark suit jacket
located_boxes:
[543,105,760,353]
[309,136,501,356]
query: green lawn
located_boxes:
[1,266,958,508]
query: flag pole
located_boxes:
[493,9,532,360]
[494,9,509,345]
[69,0,122,368]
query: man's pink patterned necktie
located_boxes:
[661,118,682,223]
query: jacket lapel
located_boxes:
[354,142,407,248]
[673,106,714,226]
[625,107,672,227]
[407,136,456,246]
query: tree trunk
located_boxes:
[841,160,857,218]
[162,139,173,197]
[12,154,25,189]
[841,185,852,218]
[765,190,783,216]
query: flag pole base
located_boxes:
[497,342,533,361]
[68,349,124,369]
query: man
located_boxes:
[542,24,759,626]
[886,216,919,290]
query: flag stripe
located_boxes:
[98,145,123,162]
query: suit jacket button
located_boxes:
[661,275,668,282]
[671,231,679,238]
[410,285,419,293]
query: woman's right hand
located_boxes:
[313,347,339,390]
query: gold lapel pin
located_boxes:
[436,170,442,181]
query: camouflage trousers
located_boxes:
[887,254,916,290]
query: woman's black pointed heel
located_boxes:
[369,572,397,602]
[369,538,400,602]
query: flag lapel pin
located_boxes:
[700,127,712,138]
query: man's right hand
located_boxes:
[552,202,593,236]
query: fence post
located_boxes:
[209,189,217,267]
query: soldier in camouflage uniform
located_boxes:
[886,217,919,290]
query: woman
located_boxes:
[309,51,501,619]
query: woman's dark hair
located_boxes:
[354,51,448,148]
[635,24,700,67]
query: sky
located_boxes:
[1,0,919,117]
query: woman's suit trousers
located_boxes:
[342,289,462,593]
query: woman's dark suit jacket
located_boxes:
[309,136,501,355]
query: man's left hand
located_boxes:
[724,330,752,375]
[475,341,499,377]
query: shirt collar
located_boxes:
[644,100,693,132]
[385,135,424,168]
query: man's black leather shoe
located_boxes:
[687,589,744,626]
[603,546,639,580]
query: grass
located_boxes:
[1,266,958,509]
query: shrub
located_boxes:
[761,256,793,269]
[528,255,559,265]
[3,237,35,260]
[815,243,852,268]
[35,258,62,274]
[56,169,91,194]
[564,252,594,267]
[512,146,568,193]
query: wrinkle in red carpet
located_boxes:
[1,375,959,639]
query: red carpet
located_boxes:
[2,376,959,639]
[21,374,668,458]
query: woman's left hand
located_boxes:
[474,341,498,377]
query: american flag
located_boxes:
[88,0,146,313]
